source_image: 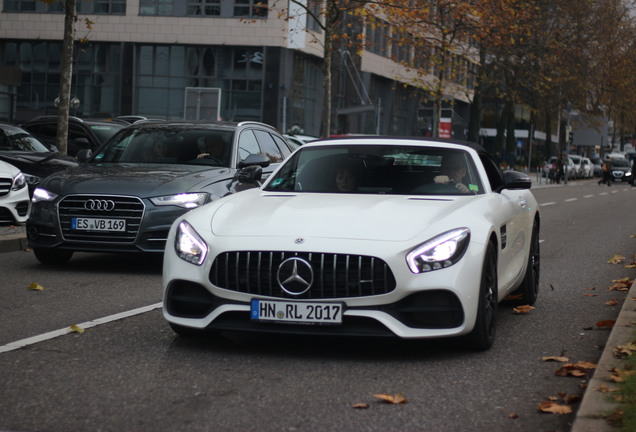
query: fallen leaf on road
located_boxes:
[27,282,44,291]
[583,293,598,297]
[352,403,369,409]
[537,401,573,414]
[373,393,407,404]
[513,305,535,314]
[542,356,569,362]
[558,392,582,404]
[596,320,616,329]
[555,362,596,378]
[504,293,523,301]
[508,413,518,419]
[69,324,85,334]
[608,254,626,264]
[605,298,619,306]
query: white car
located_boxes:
[579,157,593,178]
[162,137,540,350]
[0,160,30,224]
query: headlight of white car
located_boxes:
[32,187,57,202]
[150,192,208,209]
[174,220,208,265]
[12,172,27,191]
[406,228,470,273]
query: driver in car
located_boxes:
[197,135,227,164]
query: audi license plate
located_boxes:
[72,217,126,232]
[251,299,343,324]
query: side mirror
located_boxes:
[238,153,270,168]
[76,149,93,163]
[501,170,531,190]
[237,165,263,183]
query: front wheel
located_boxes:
[466,241,498,351]
[33,248,73,265]
[513,221,540,305]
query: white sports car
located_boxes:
[162,137,540,350]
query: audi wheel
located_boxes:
[33,248,73,265]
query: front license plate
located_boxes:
[71,217,126,232]
[251,299,343,324]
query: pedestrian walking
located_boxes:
[598,158,612,186]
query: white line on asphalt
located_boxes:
[540,202,556,206]
[583,195,594,198]
[0,302,163,354]
[565,198,578,202]
[599,192,608,195]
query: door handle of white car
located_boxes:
[519,198,527,208]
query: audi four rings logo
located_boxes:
[277,257,314,296]
[84,199,116,211]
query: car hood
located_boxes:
[0,152,78,172]
[209,191,476,242]
[40,163,234,197]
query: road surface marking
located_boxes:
[0,302,163,354]
[540,202,556,207]
[565,198,578,202]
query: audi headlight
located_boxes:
[32,187,57,203]
[406,228,470,273]
[150,193,208,209]
[12,172,26,191]
[174,220,208,265]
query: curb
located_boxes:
[571,280,636,432]
[0,226,27,254]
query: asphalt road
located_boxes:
[0,179,635,432]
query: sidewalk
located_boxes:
[0,218,633,431]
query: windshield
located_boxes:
[0,126,51,152]
[93,126,235,167]
[264,144,484,196]
[611,158,630,167]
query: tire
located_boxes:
[466,241,498,351]
[33,247,73,265]
[513,221,540,305]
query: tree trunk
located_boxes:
[56,0,77,155]
[321,28,332,138]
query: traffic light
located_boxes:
[568,130,574,144]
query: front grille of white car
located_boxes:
[210,251,396,299]
[0,176,11,196]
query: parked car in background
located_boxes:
[590,156,603,177]
[608,157,633,184]
[283,134,303,150]
[162,137,540,351]
[569,155,583,179]
[579,156,593,178]
[0,160,30,224]
[21,116,126,156]
[0,122,78,195]
[544,155,575,182]
[27,120,292,265]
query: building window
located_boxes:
[234,0,267,17]
[139,0,173,15]
[78,0,126,14]
[366,20,389,57]
[307,0,321,32]
[186,0,220,16]
[3,0,62,12]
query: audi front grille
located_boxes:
[210,251,396,299]
[59,195,145,243]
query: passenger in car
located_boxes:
[143,137,169,161]
[335,161,362,192]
